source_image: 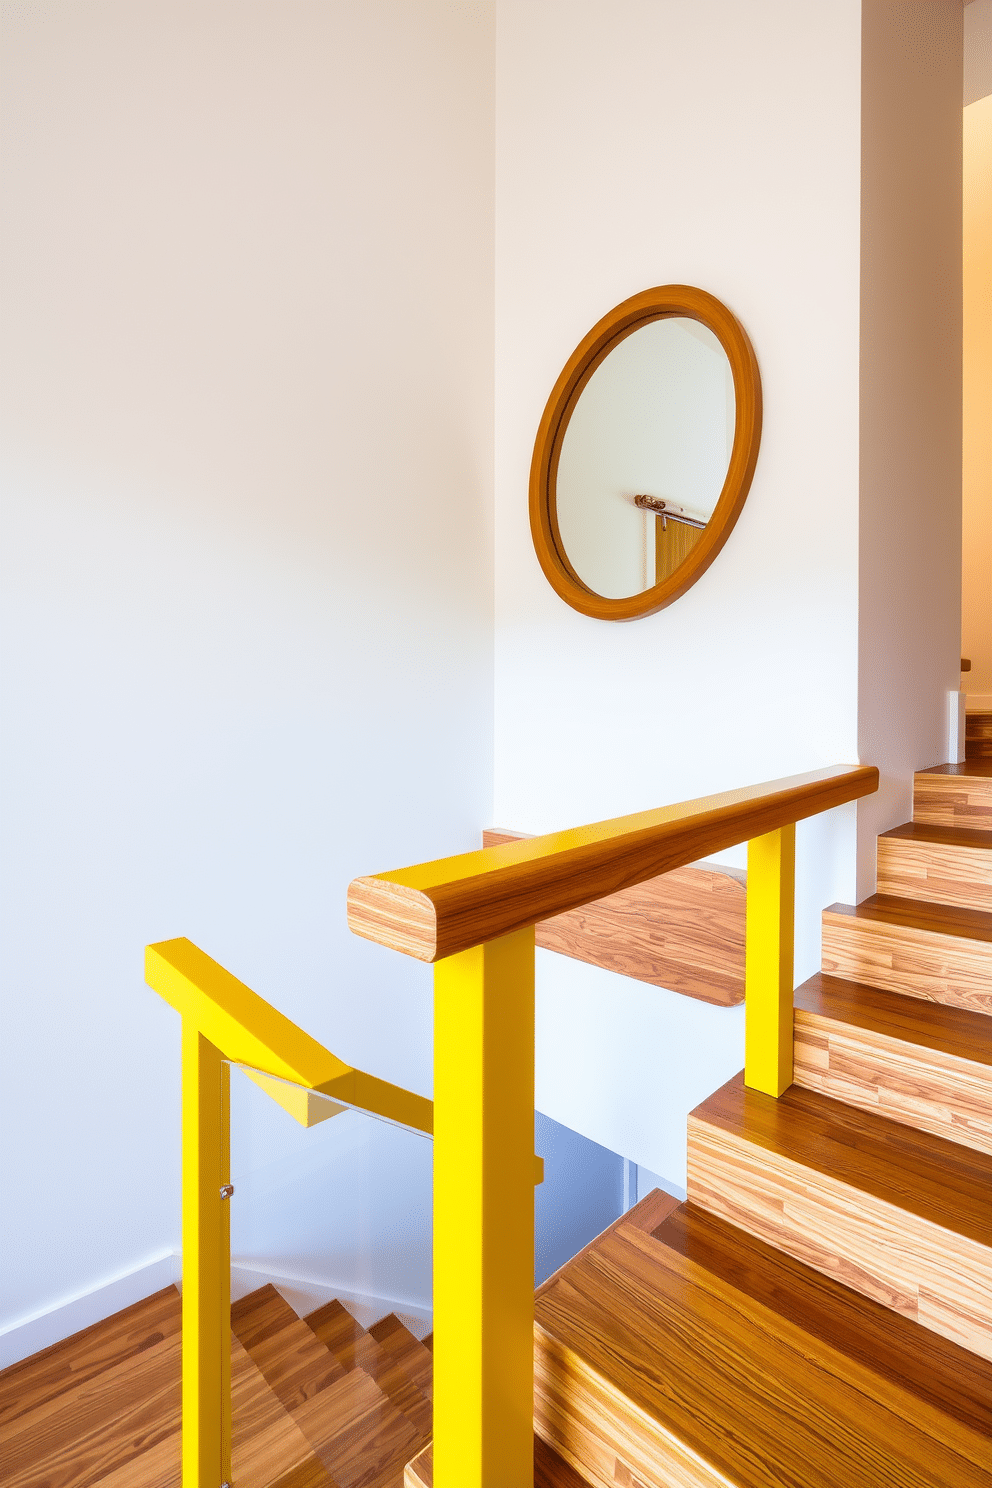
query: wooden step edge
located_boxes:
[880,821,992,848]
[794,980,992,1156]
[647,1201,992,1454]
[823,894,992,941]
[794,973,992,1066]
[687,1084,992,1360]
[231,1286,346,1413]
[688,1074,992,1248]
[537,1225,992,1487]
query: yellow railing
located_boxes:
[145,937,432,1488]
[148,762,877,1488]
[346,763,878,1488]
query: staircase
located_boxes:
[529,759,992,1488]
[4,762,990,1488]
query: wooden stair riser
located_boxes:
[914,771,992,829]
[876,835,992,912]
[793,1008,992,1155]
[534,1326,726,1488]
[821,912,992,1016]
[686,1115,992,1361]
[965,715,992,761]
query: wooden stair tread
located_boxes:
[651,1203,992,1442]
[367,1315,433,1400]
[292,1365,422,1488]
[0,1286,181,1434]
[304,1300,431,1437]
[824,893,992,943]
[403,1434,593,1488]
[881,821,992,850]
[534,1206,990,1487]
[232,1285,345,1414]
[794,972,992,1065]
[690,1073,991,1245]
[918,761,992,779]
[230,1334,337,1488]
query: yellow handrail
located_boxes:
[347,763,879,1488]
[145,937,432,1488]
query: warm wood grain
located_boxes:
[914,762,992,828]
[877,821,992,910]
[529,284,762,623]
[304,1298,431,1439]
[231,1285,345,1413]
[290,1366,422,1488]
[687,1074,992,1359]
[966,713,992,760]
[0,1286,180,1433]
[484,830,745,1004]
[404,1434,594,1488]
[348,765,878,961]
[368,1315,433,1401]
[793,973,992,1152]
[0,1329,182,1488]
[821,894,992,1015]
[533,1204,991,1488]
[651,1202,992,1449]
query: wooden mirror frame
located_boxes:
[529,284,762,622]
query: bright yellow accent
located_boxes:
[147,937,434,1488]
[243,1068,348,1127]
[744,824,796,1097]
[433,927,536,1488]
[182,1024,231,1488]
[146,939,433,1135]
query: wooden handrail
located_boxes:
[347,764,879,962]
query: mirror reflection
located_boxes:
[555,316,736,600]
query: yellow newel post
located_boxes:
[182,1022,232,1488]
[432,927,536,1488]
[744,824,796,1097]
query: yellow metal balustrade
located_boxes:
[148,762,877,1488]
[145,937,434,1488]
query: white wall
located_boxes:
[495,0,863,1182]
[495,0,962,1184]
[966,0,992,106]
[0,0,496,1355]
[857,0,963,892]
[963,94,992,702]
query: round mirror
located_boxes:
[530,285,762,621]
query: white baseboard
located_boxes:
[0,1254,432,1371]
[0,1252,181,1370]
[966,693,992,712]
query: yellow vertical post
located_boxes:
[182,1022,232,1488]
[433,927,536,1488]
[744,823,796,1097]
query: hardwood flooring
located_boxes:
[793,972,992,1152]
[686,1074,992,1359]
